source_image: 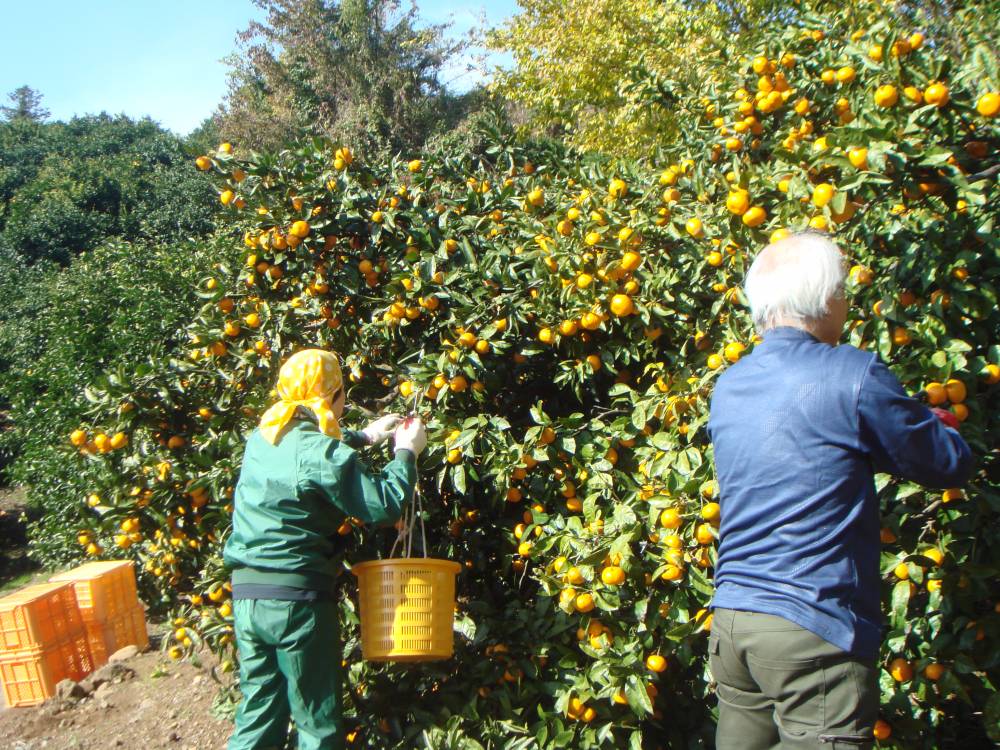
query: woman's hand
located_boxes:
[394,416,427,456]
[361,413,402,445]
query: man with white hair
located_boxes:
[707,232,972,749]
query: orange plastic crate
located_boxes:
[85,606,148,666]
[0,582,84,652]
[50,561,140,624]
[84,621,113,668]
[0,632,94,707]
[126,606,149,652]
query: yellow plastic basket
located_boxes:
[353,558,461,662]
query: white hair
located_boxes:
[744,232,846,333]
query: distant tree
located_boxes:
[0,114,217,265]
[185,115,223,157]
[216,0,477,156]
[1,86,50,123]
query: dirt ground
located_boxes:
[0,483,236,749]
[0,647,234,749]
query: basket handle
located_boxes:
[389,480,428,559]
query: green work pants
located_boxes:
[709,608,878,749]
[228,599,344,750]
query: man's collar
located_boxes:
[762,326,819,343]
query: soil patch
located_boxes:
[0,644,234,749]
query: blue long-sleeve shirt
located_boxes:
[708,327,973,657]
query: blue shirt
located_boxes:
[708,327,973,656]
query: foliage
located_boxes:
[34,10,1000,750]
[0,235,235,532]
[0,113,218,265]
[216,0,478,157]
[488,0,998,160]
[1,86,50,123]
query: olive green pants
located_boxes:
[229,599,344,750]
[709,608,878,749]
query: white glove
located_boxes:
[361,414,402,445]
[394,416,427,456]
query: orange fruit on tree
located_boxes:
[724,342,746,363]
[903,85,923,104]
[109,432,128,450]
[874,84,899,107]
[659,508,682,529]
[538,327,555,344]
[847,147,868,169]
[450,375,469,392]
[741,206,766,227]
[873,719,892,740]
[580,312,601,330]
[942,488,964,503]
[609,294,635,317]
[891,327,911,346]
[944,378,966,403]
[924,382,947,405]
[289,220,311,238]
[575,593,596,613]
[812,183,836,207]
[835,66,856,83]
[701,502,721,523]
[195,156,212,171]
[889,657,914,682]
[560,320,579,336]
[894,562,910,579]
[685,218,704,237]
[726,190,750,215]
[922,548,944,566]
[983,363,1000,384]
[924,663,946,681]
[707,353,724,370]
[446,448,463,464]
[695,523,715,545]
[70,429,87,447]
[976,92,1000,117]
[923,82,950,108]
[646,654,667,673]
[621,251,641,272]
[601,566,625,586]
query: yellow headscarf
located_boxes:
[258,349,343,445]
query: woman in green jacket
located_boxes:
[224,348,426,750]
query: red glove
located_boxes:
[931,408,960,430]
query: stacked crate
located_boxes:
[50,561,148,667]
[0,582,94,707]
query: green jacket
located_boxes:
[223,420,415,592]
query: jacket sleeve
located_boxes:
[857,358,974,488]
[306,436,415,526]
[340,430,370,450]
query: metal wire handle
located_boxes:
[388,386,428,559]
[389,480,428,559]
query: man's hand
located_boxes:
[361,414,402,445]
[931,407,960,430]
[394,416,427,456]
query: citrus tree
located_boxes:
[55,13,999,749]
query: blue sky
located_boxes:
[0,0,518,136]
